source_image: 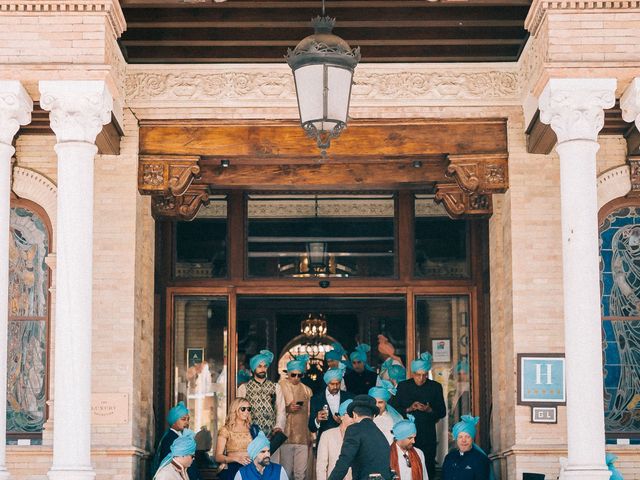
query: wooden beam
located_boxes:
[197,162,441,190]
[139,119,508,158]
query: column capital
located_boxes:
[39,81,113,145]
[621,77,640,131]
[539,78,616,144]
[0,81,32,147]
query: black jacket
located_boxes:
[327,418,392,480]
[442,448,491,480]
[308,389,355,442]
[343,369,379,396]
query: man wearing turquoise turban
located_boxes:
[369,380,404,444]
[378,358,407,387]
[309,364,355,444]
[278,355,313,480]
[153,402,202,480]
[154,429,197,480]
[390,416,428,480]
[344,344,378,395]
[234,432,289,480]
[237,350,286,437]
[391,352,445,480]
[442,415,491,480]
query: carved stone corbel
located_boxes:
[151,184,211,220]
[445,153,508,194]
[138,155,201,196]
[628,155,640,196]
[434,182,492,218]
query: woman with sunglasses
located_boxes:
[216,398,255,480]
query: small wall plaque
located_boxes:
[92,393,129,425]
[531,406,557,424]
[518,353,566,405]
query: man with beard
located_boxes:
[234,432,289,480]
[237,350,286,437]
[390,416,429,480]
[309,365,354,444]
[343,344,378,395]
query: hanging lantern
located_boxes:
[286,14,360,155]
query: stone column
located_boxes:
[0,81,32,480]
[39,81,112,480]
[539,78,616,480]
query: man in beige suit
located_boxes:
[316,400,354,480]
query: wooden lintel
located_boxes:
[446,153,508,194]
[139,155,201,196]
[139,119,508,158]
[198,162,441,190]
[525,110,556,155]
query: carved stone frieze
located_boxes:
[152,184,211,221]
[125,65,521,106]
[138,155,201,196]
[629,156,640,196]
[434,182,493,219]
[445,154,509,194]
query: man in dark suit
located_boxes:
[309,366,354,444]
[391,352,446,480]
[327,395,392,480]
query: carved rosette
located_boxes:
[434,182,492,219]
[538,78,616,144]
[138,155,201,196]
[628,156,640,196]
[445,153,508,194]
[151,184,211,221]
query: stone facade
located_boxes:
[1,0,640,479]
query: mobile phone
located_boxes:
[296,401,304,406]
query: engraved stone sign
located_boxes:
[92,393,129,425]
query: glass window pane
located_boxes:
[415,296,471,461]
[175,198,227,279]
[415,195,470,278]
[237,296,406,395]
[247,194,396,278]
[174,296,228,460]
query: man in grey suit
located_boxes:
[327,395,392,480]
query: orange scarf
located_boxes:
[389,442,423,480]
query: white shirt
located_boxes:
[395,445,428,480]
[315,388,342,429]
[373,410,395,445]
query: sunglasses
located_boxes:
[289,373,304,378]
[239,406,252,412]
[403,453,411,468]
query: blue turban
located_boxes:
[323,363,346,384]
[287,354,309,373]
[250,350,274,371]
[350,344,370,363]
[411,352,433,373]
[456,358,470,374]
[237,369,252,385]
[453,414,478,440]
[393,415,417,440]
[167,401,189,426]
[326,343,345,361]
[369,379,397,402]
[380,358,406,383]
[606,453,624,480]
[338,399,353,417]
[247,431,270,460]
[156,429,197,475]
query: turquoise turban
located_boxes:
[326,343,345,361]
[411,352,433,373]
[350,344,371,363]
[287,354,309,373]
[167,401,189,426]
[380,359,406,383]
[237,369,252,385]
[338,399,353,417]
[156,429,197,474]
[369,379,397,402]
[452,414,479,440]
[456,358,470,374]
[393,415,417,440]
[324,363,346,384]
[250,350,274,371]
[248,431,270,460]
[606,453,623,480]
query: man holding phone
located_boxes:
[391,352,446,480]
[309,365,355,445]
[278,356,313,480]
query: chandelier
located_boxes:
[285,1,360,156]
[301,313,328,338]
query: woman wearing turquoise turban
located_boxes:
[442,415,491,480]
